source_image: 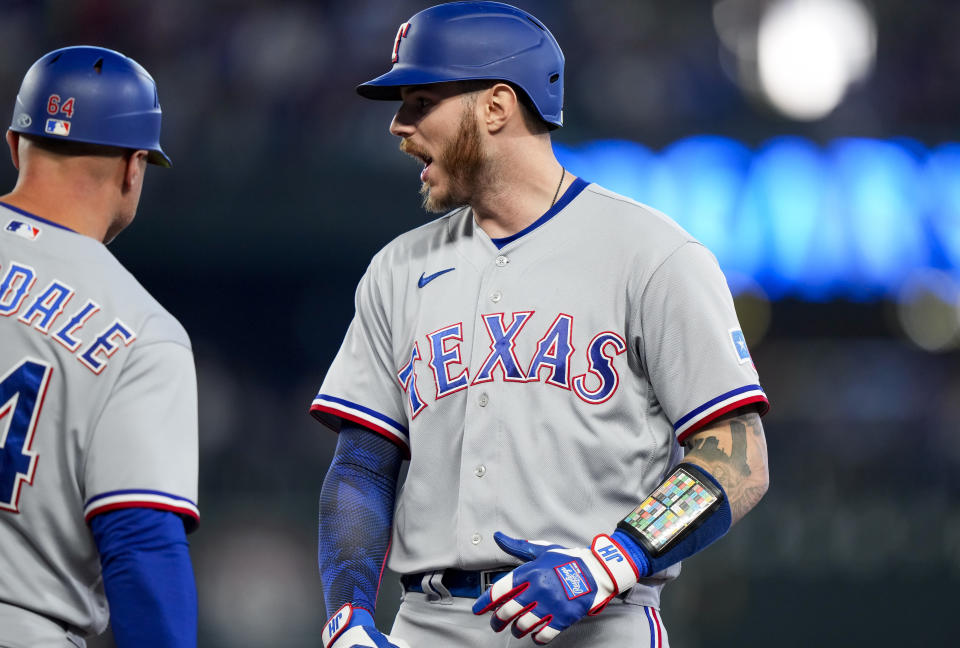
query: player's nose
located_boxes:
[389,107,417,138]
[390,101,421,137]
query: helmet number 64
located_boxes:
[46,95,75,118]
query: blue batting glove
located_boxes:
[322,604,410,648]
[472,532,640,644]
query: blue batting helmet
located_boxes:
[8,46,172,167]
[357,1,565,128]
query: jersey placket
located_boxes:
[456,245,515,564]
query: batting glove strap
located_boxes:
[321,604,410,648]
[589,534,640,607]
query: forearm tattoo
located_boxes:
[684,412,769,524]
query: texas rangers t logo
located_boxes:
[391,22,411,63]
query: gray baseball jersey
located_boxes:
[0,203,199,643]
[311,179,767,608]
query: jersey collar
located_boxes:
[490,177,589,249]
[0,201,78,233]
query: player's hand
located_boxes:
[322,604,411,648]
[472,532,639,644]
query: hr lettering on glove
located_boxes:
[322,604,410,648]
[472,532,640,644]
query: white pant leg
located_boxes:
[391,591,669,648]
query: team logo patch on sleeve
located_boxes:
[729,328,751,364]
[44,119,71,137]
[5,220,41,241]
[554,561,591,600]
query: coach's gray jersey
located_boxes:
[312,180,767,607]
[0,204,198,641]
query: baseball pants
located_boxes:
[391,590,669,648]
[0,603,85,648]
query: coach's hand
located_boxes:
[472,532,640,644]
[322,604,411,648]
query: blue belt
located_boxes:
[401,568,512,598]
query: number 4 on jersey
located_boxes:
[0,359,53,512]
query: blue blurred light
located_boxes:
[924,143,960,272]
[738,136,827,300]
[829,138,927,300]
[553,136,959,301]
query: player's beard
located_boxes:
[419,104,486,213]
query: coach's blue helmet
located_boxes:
[8,46,172,167]
[357,1,565,128]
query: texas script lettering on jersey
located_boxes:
[397,311,627,417]
[0,258,135,374]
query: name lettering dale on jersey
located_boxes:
[398,311,626,417]
[1,257,135,374]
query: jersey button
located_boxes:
[490,291,502,303]
[474,464,486,477]
[478,393,489,407]
[471,533,482,545]
[495,255,509,267]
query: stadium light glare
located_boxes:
[757,0,876,120]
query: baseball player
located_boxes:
[312,3,770,647]
[0,47,198,647]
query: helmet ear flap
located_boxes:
[8,46,172,167]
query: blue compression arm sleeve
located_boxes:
[90,508,197,648]
[318,424,403,618]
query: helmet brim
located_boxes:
[147,148,172,168]
[357,66,499,101]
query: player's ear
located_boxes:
[6,130,21,171]
[122,150,148,191]
[484,83,519,134]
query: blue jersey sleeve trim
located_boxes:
[0,201,78,233]
[490,177,589,249]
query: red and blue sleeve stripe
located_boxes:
[674,384,769,442]
[85,489,199,532]
[310,393,410,457]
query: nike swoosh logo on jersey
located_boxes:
[418,267,455,288]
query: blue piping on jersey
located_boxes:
[0,200,78,233]
[672,384,765,430]
[314,394,409,436]
[490,177,589,249]
[85,489,198,507]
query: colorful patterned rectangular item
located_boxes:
[620,465,721,555]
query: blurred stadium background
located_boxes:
[1,0,958,645]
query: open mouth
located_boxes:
[413,151,432,167]
[400,140,435,182]
[413,152,433,181]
